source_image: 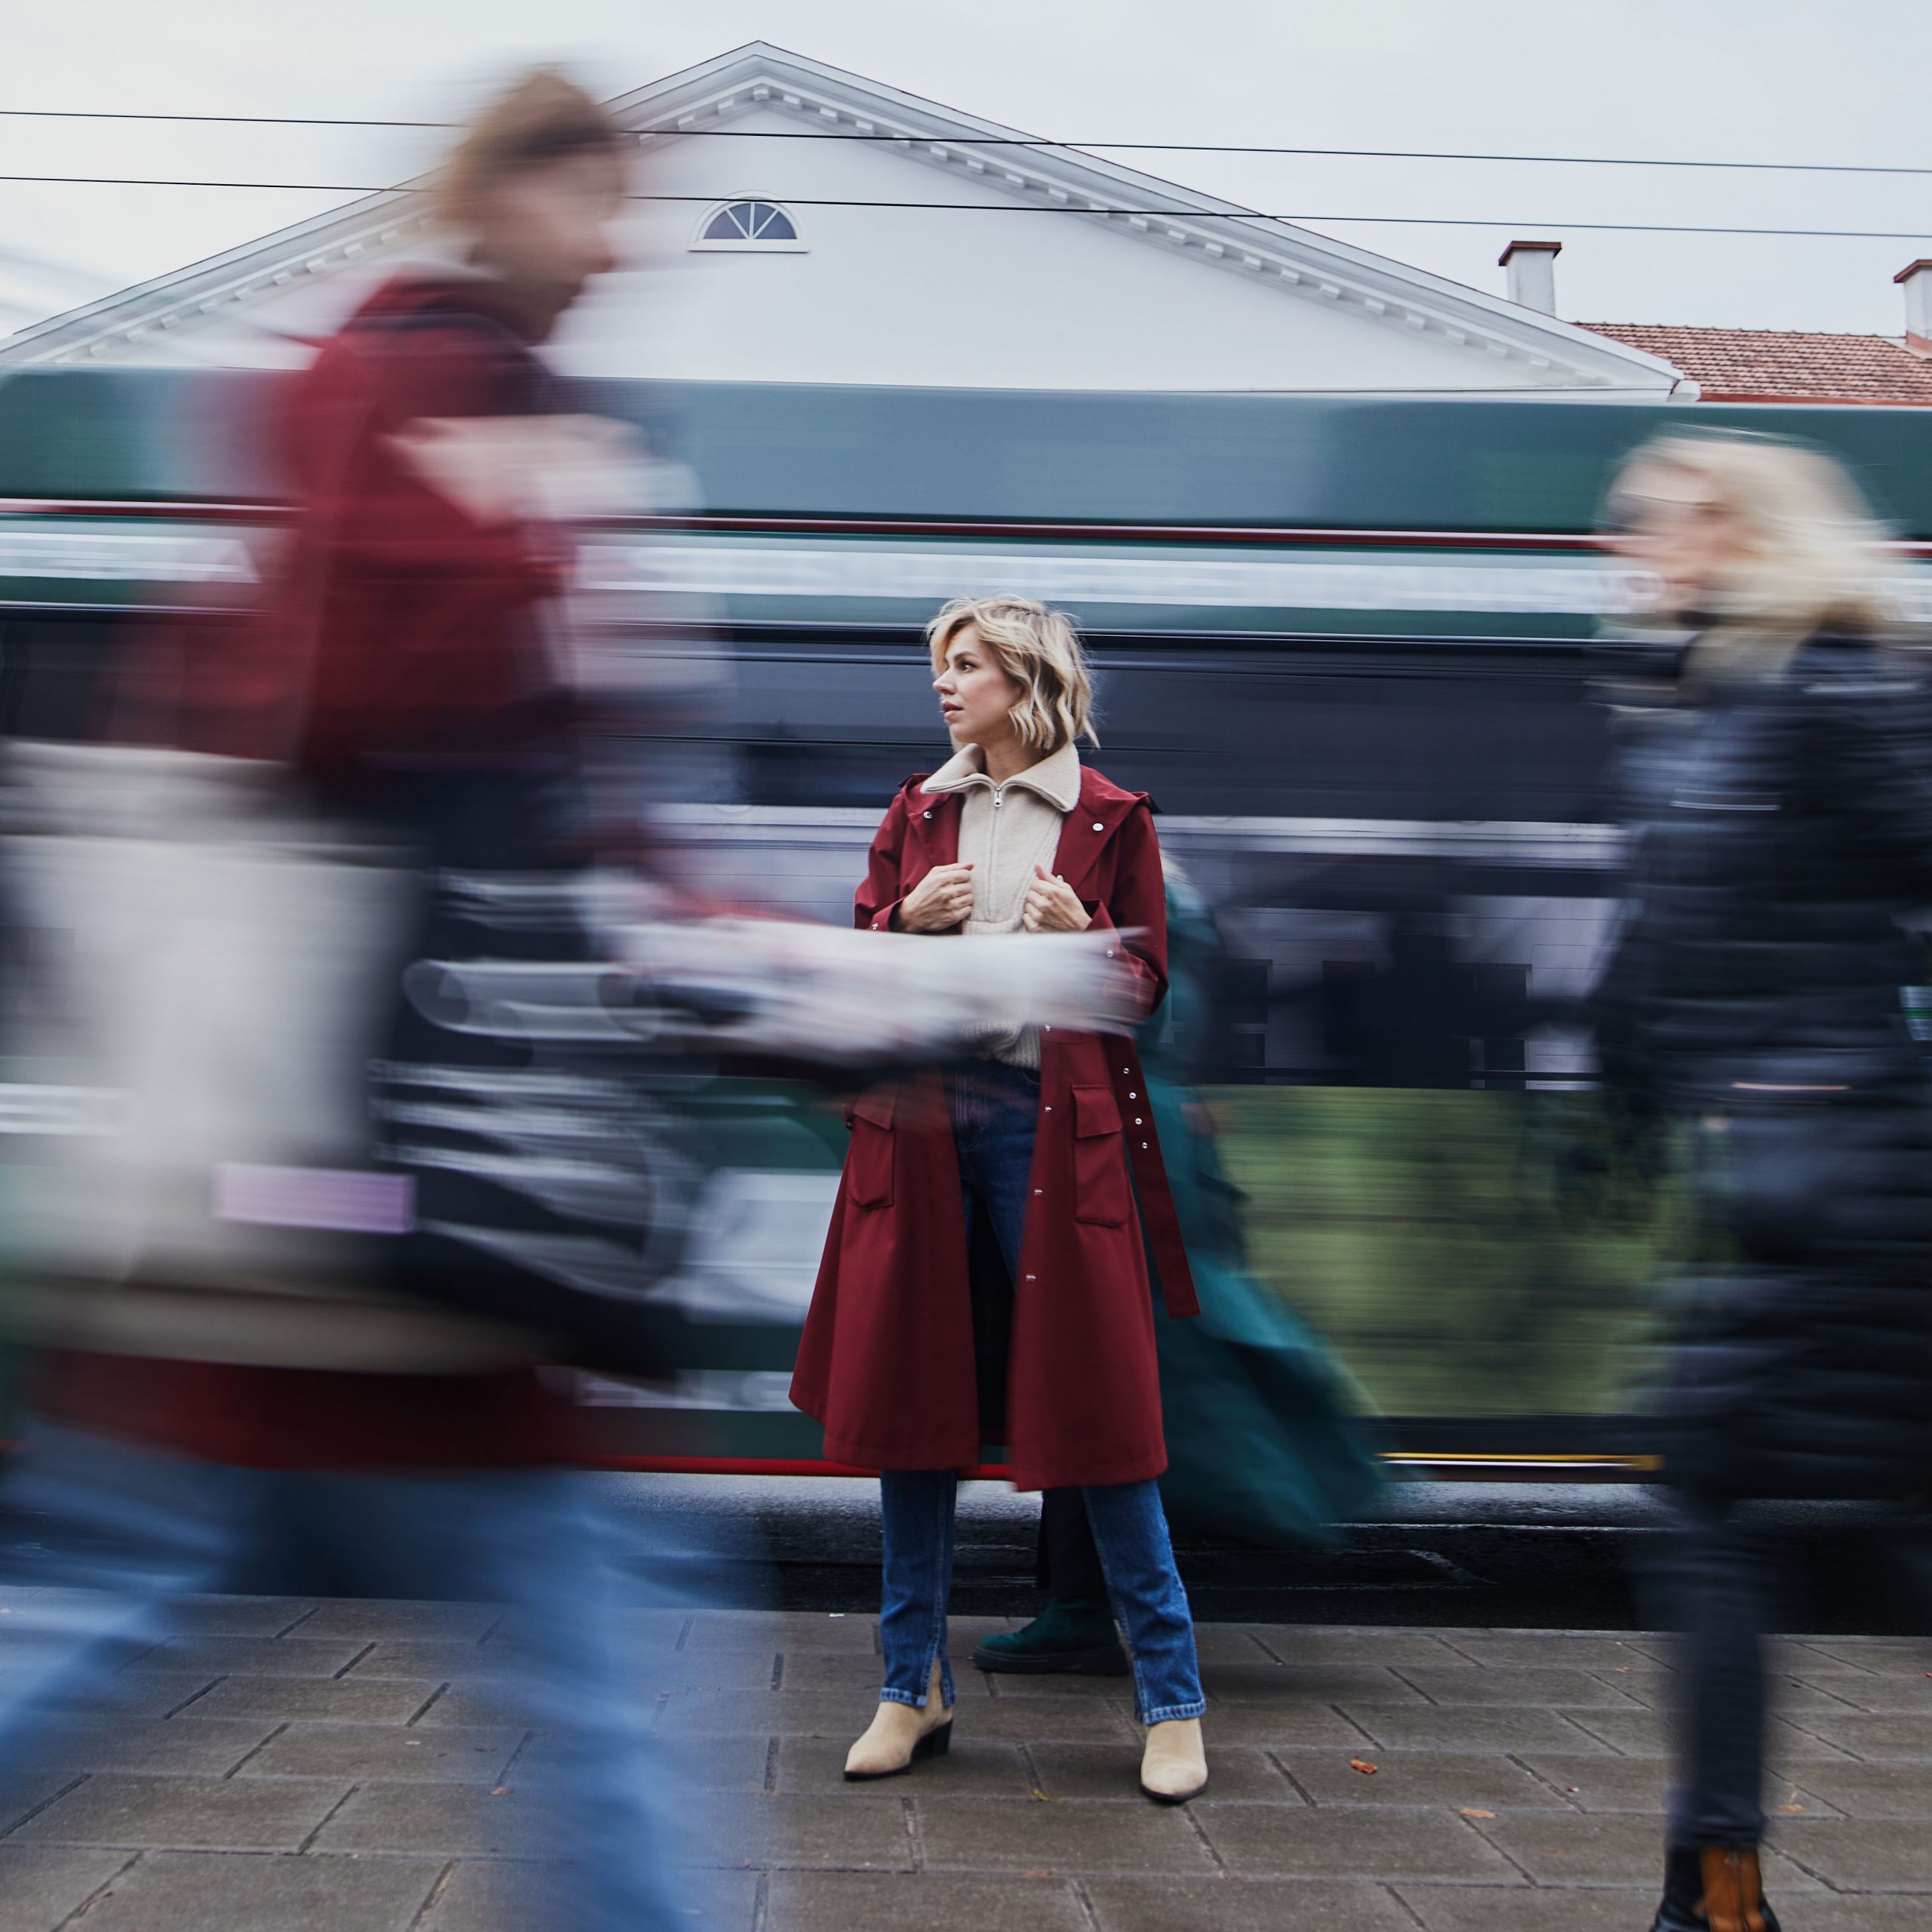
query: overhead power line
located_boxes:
[0,105,1924,179]
[0,174,1926,245]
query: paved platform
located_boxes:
[1,1602,1929,1930]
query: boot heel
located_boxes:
[914,1720,952,1761]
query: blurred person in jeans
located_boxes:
[1595,432,1932,1932]
[0,72,707,1930]
[789,596,1210,1804]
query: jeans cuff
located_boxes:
[878,1687,925,1709]
[1140,1699,1206,1724]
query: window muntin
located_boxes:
[692,201,804,251]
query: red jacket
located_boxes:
[182,275,568,770]
[789,764,1198,1490]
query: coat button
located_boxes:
[1026,1274,1037,1281]
[1134,1117,1143,1125]
[922,810,933,820]
[1128,1091,1137,1099]
[1034,1189,1043,1195]
[1141,1141,1149,1149]
[1091,821,1103,832]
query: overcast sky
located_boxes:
[5,0,1929,340]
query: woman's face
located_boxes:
[934,623,1026,749]
[1607,463,1757,620]
[472,149,629,333]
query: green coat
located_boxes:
[1145,877,1385,1545]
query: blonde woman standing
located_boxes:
[1596,434,1932,1932]
[790,596,1209,1802]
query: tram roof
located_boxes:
[6,369,1932,540]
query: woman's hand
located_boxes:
[894,861,975,933]
[1022,863,1091,934]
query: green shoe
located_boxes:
[972,1598,1129,1676]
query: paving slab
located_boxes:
[307,1782,546,1857]
[1398,1884,1669,1930]
[1344,1704,1614,1753]
[1274,1745,1572,1811]
[62,1849,441,1932]
[1084,1876,1419,1931]
[152,1599,322,1638]
[1773,1816,1932,1890]
[15,1716,277,1777]
[235,1721,525,1783]
[11,1772,351,1851]
[122,1637,372,1678]
[174,1675,443,1724]
[912,1793,1216,1875]
[0,1846,132,1932]
[1192,1802,1521,1881]
[295,1600,501,1641]
[767,1870,1089,1932]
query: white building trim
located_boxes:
[0,42,1690,395]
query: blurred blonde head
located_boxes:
[927,596,1098,754]
[1608,432,1897,640]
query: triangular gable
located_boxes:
[0,41,1688,394]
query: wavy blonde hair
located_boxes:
[1610,431,1899,640]
[927,595,1099,755]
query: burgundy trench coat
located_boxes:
[789,763,1199,1490]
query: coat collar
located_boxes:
[919,741,1084,814]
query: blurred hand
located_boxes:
[895,862,975,933]
[389,414,647,524]
[1022,864,1091,934]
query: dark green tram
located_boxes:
[5,370,1932,1478]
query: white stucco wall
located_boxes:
[13,103,1677,395]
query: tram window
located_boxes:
[0,617,129,743]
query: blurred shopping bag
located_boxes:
[371,872,1149,1377]
[2,739,420,1301]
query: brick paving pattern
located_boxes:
[0,1600,1927,1929]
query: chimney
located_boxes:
[1500,238,1561,315]
[1896,259,1932,353]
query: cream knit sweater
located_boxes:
[921,741,1081,1069]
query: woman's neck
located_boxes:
[978,737,1036,786]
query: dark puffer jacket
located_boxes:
[1600,633,1932,1499]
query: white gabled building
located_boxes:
[0,42,1690,398]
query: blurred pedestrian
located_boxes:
[1595,432,1932,1932]
[975,867,1384,1678]
[0,71,712,1930]
[789,595,1211,1801]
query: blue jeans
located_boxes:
[0,1423,718,1930]
[878,1060,1204,1727]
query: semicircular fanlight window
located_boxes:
[700,201,799,244]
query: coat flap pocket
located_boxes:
[850,1088,897,1131]
[1072,1084,1123,1138]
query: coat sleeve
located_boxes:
[291,323,566,591]
[1813,661,1932,904]
[855,788,915,934]
[1083,801,1170,1025]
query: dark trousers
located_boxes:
[1642,1489,1932,1847]
[1038,1486,1108,1600]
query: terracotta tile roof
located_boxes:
[1579,322,1932,405]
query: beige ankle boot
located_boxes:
[1139,1716,1208,1803]
[844,1661,953,1781]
